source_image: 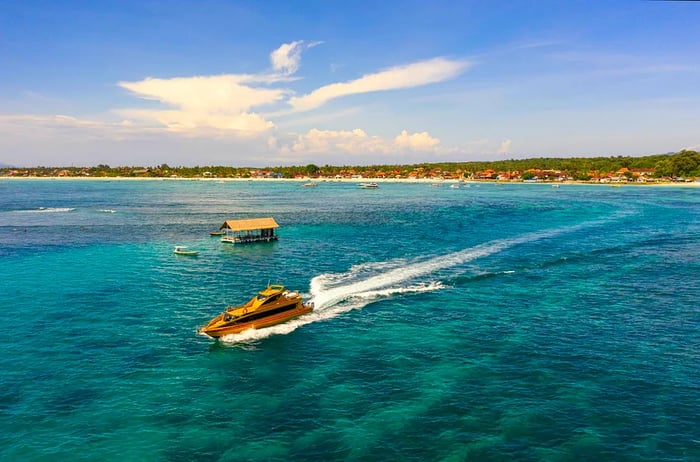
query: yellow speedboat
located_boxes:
[198,284,314,338]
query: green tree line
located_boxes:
[3,150,699,179]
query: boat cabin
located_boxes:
[219,217,279,244]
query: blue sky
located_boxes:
[1,0,698,167]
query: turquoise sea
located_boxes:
[0,179,698,461]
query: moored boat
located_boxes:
[173,246,199,256]
[198,284,314,338]
[359,182,379,189]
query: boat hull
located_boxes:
[198,303,313,338]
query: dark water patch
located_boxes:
[43,386,100,414]
[119,346,163,372]
[0,388,23,414]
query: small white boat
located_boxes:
[303,182,318,187]
[359,182,379,189]
[174,246,199,256]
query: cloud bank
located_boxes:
[2,41,478,165]
[107,42,472,159]
[116,44,468,138]
[282,128,442,157]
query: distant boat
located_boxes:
[359,182,379,189]
[173,246,199,256]
[303,182,318,187]
[209,230,224,236]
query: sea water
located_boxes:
[0,179,698,461]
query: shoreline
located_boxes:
[1,176,699,187]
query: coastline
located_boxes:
[1,175,699,187]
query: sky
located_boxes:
[1,0,699,167]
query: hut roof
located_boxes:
[220,217,279,232]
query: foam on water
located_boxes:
[17,207,76,213]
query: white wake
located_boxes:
[17,207,76,213]
[218,217,619,344]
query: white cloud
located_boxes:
[0,113,153,137]
[498,139,512,154]
[285,128,444,155]
[394,130,440,151]
[288,57,470,112]
[270,40,321,76]
[114,41,326,136]
[270,41,305,75]
[119,75,287,114]
[117,75,285,135]
[118,108,274,136]
[289,128,375,154]
[269,40,322,76]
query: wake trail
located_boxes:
[310,214,617,309]
[219,215,623,344]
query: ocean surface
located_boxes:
[0,179,698,461]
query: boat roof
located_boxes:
[259,284,285,296]
[220,217,279,231]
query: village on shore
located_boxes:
[2,150,699,185]
[2,166,698,185]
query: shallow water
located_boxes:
[0,179,698,461]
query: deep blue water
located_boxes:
[0,179,698,461]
